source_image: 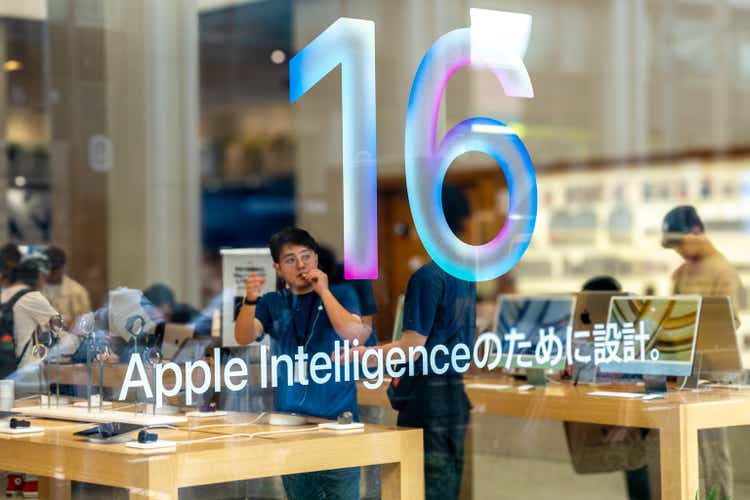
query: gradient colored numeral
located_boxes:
[404,9,537,281]
[290,18,378,279]
[292,10,536,282]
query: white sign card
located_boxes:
[220,248,276,347]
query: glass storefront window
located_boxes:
[1,1,750,499]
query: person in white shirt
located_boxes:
[1,257,79,388]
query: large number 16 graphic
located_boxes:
[291,9,537,282]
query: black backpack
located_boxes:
[0,289,33,379]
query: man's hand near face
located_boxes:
[301,269,329,296]
[302,267,372,344]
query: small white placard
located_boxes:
[317,422,365,431]
[0,426,45,436]
[126,440,176,451]
[220,248,276,347]
[185,410,228,418]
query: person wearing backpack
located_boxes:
[1,256,78,498]
[0,257,77,379]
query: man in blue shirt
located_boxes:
[235,227,370,500]
[390,263,475,500]
[348,185,476,500]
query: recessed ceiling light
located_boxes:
[15,176,27,187]
[270,49,286,65]
[4,60,22,72]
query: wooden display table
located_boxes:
[41,363,750,499]
[0,413,423,500]
[358,376,750,500]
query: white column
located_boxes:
[46,0,111,304]
[711,0,731,150]
[658,0,675,152]
[0,23,7,245]
[103,0,201,304]
[631,0,649,156]
[604,0,633,158]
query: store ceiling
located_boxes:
[199,0,291,107]
[1,1,291,113]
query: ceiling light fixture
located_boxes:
[4,60,23,72]
[270,50,286,65]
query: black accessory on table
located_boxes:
[74,422,144,443]
[9,418,30,429]
[137,429,158,443]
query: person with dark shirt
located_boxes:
[234,227,370,500]
[348,185,476,500]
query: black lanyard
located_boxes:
[285,291,321,348]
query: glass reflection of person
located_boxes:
[662,205,739,499]
[348,185,476,500]
[234,227,369,500]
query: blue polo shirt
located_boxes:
[254,285,361,420]
[336,279,378,346]
[402,261,476,375]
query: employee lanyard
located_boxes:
[285,290,322,351]
[283,289,323,408]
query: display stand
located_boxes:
[50,315,64,408]
[525,368,547,387]
[85,342,93,412]
[682,352,704,390]
[0,425,45,436]
[694,297,744,384]
[643,375,668,394]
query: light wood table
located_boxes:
[0,414,423,500]
[358,376,750,500]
